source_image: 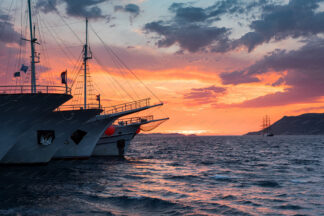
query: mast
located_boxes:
[83,17,91,109]
[28,0,37,93]
[267,116,271,134]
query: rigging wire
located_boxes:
[47,0,83,44]
[39,18,81,84]
[90,58,128,101]
[4,0,17,84]
[22,4,30,86]
[41,1,155,105]
[34,3,55,86]
[92,54,135,101]
[90,25,162,103]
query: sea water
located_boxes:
[0,135,323,215]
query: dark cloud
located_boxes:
[169,3,210,23]
[144,0,324,53]
[184,85,227,104]
[0,11,22,82]
[220,70,260,85]
[143,0,280,53]
[143,1,240,53]
[65,0,107,19]
[145,21,229,52]
[36,0,59,13]
[0,10,10,21]
[236,0,324,51]
[36,0,108,19]
[115,4,140,17]
[220,38,324,107]
[0,12,20,44]
[272,77,284,86]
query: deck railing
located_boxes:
[0,85,71,95]
[102,98,151,115]
[116,115,154,126]
[55,104,101,111]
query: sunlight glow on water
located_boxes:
[0,135,323,215]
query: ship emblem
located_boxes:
[37,130,55,146]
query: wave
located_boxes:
[290,159,320,165]
[199,161,214,166]
[102,195,192,214]
[255,180,280,188]
[211,174,233,182]
[164,174,200,181]
[277,204,303,210]
[221,195,237,200]
[198,202,252,216]
[291,178,313,184]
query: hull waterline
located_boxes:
[93,124,139,157]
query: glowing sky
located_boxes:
[2,0,324,135]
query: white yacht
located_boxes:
[0,0,74,161]
[54,100,163,159]
[53,19,164,159]
[93,116,169,157]
[0,0,102,164]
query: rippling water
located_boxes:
[0,135,323,215]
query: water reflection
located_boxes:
[0,135,323,215]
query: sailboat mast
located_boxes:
[28,0,36,93]
[83,18,89,109]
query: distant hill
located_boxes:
[246,113,324,135]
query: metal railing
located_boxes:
[102,98,151,115]
[0,85,71,95]
[116,115,154,126]
[55,103,101,111]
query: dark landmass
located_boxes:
[246,113,324,135]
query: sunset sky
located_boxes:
[2,0,324,135]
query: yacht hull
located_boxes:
[93,124,139,157]
[53,116,117,159]
[54,103,161,159]
[0,94,71,160]
[1,109,100,164]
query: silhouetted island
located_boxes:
[246,113,324,135]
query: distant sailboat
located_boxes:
[262,115,274,137]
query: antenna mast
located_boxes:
[28,0,37,93]
[83,17,92,109]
